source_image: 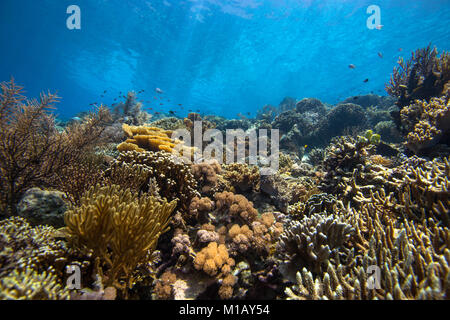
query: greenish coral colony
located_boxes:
[0,45,449,300]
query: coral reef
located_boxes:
[2,46,449,301]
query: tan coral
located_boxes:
[193,242,234,277]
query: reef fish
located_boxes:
[349,64,356,69]
[155,88,164,94]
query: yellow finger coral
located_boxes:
[63,184,177,290]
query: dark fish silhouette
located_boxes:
[349,64,356,69]
[378,52,383,58]
[363,78,369,83]
[169,110,176,115]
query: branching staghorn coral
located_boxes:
[63,184,177,291]
[353,156,450,226]
[214,191,258,225]
[112,91,151,125]
[286,195,450,300]
[0,216,95,300]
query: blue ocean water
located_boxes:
[0,0,449,120]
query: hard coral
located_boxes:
[222,163,260,193]
[116,151,199,212]
[278,213,354,273]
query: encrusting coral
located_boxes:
[63,184,177,291]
